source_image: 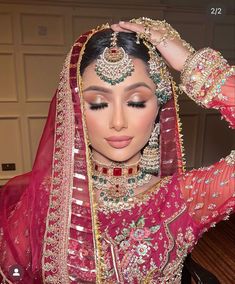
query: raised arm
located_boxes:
[111,19,235,229]
[179,47,235,128]
[177,49,235,230]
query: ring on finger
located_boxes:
[137,25,152,42]
[144,25,152,41]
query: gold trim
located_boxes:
[76,25,110,283]
[42,49,75,284]
[143,204,187,283]
[172,79,186,173]
[0,269,13,284]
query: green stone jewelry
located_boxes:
[148,50,173,104]
[143,39,173,105]
[95,32,134,85]
[92,159,152,205]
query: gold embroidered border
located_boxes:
[143,193,187,283]
[161,204,187,271]
[0,268,13,284]
[42,49,75,284]
[42,24,110,284]
[76,24,110,284]
[172,79,186,173]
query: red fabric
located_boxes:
[0,95,56,282]
[210,74,235,128]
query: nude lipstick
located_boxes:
[105,136,133,149]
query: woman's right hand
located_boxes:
[111,20,193,72]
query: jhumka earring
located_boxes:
[95,32,134,85]
[140,123,160,174]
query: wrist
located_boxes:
[179,48,230,106]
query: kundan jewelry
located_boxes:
[134,26,174,104]
[131,17,195,54]
[95,31,134,85]
[131,17,195,105]
[92,158,152,206]
[179,47,233,107]
[146,41,173,104]
[140,123,160,174]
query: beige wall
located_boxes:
[0,1,234,184]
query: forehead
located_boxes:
[81,58,154,90]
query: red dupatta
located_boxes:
[0,24,185,283]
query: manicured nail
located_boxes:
[119,21,125,24]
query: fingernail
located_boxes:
[119,21,125,24]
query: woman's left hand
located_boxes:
[111,21,193,72]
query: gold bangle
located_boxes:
[179,48,230,105]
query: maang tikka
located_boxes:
[95,32,134,85]
[140,123,160,174]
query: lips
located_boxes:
[106,136,133,141]
[105,136,133,149]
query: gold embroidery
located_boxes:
[172,80,186,173]
[225,150,235,165]
[0,268,14,284]
[98,177,171,214]
[42,49,75,284]
[76,25,113,284]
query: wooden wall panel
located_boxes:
[21,13,65,45]
[213,21,235,64]
[0,117,23,182]
[73,16,110,40]
[0,13,13,44]
[23,53,64,102]
[0,53,18,101]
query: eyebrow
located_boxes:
[82,85,112,93]
[82,82,152,93]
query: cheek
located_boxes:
[84,110,106,138]
[130,105,158,132]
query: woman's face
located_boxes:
[81,58,159,165]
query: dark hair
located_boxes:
[80,29,154,75]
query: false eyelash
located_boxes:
[127,101,146,108]
[89,101,146,110]
[89,103,108,110]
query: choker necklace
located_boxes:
[91,159,152,206]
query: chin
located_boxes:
[92,144,142,164]
[105,152,140,164]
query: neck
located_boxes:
[91,151,141,167]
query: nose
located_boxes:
[110,103,127,131]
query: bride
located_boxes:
[0,18,234,283]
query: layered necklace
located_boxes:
[92,158,153,211]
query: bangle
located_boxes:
[179,48,230,106]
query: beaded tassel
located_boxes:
[140,123,160,174]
